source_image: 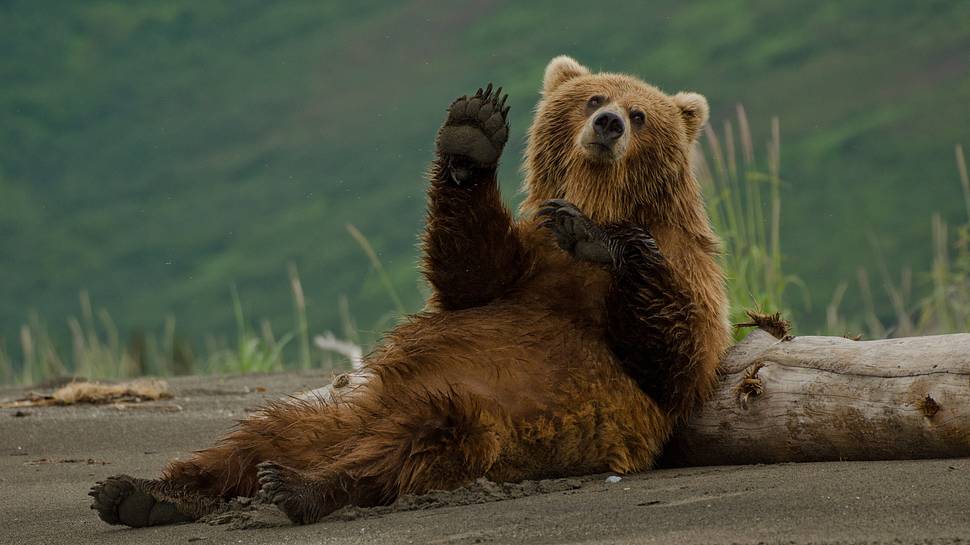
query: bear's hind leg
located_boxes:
[90,435,256,527]
[89,474,224,527]
[258,388,505,524]
[90,398,360,527]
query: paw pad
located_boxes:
[437,83,510,168]
[89,475,193,527]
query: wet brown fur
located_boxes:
[94,56,730,525]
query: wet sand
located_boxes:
[2,373,968,545]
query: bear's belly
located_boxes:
[372,301,668,478]
[376,301,606,409]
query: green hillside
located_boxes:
[2,1,969,364]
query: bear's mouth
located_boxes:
[582,142,617,162]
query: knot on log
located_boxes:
[918,395,941,418]
[735,310,792,341]
[332,373,351,389]
[734,362,766,410]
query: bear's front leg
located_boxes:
[423,84,532,311]
[539,199,709,419]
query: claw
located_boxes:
[493,87,503,103]
[499,93,508,109]
[483,83,493,99]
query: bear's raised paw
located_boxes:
[436,83,510,180]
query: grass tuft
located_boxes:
[698,107,804,339]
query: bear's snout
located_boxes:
[593,111,624,143]
[579,107,630,162]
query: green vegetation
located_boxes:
[0,267,368,384]
[697,107,805,338]
[2,2,969,384]
[824,145,970,339]
[5,127,968,385]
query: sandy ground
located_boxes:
[2,373,969,545]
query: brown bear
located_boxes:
[89,55,730,526]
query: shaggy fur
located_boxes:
[89,57,730,527]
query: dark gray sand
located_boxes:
[2,373,969,545]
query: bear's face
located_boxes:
[524,56,709,223]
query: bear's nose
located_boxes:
[593,111,624,141]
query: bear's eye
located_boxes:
[630,110,646,126]
[587,95,605,109]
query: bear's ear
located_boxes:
[543,55,590,95]
[673,92,709,142]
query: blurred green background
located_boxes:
[2,1,969,379]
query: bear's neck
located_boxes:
[522,168,714,241]
[632,172,713,237]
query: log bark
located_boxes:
[666,330,970,466]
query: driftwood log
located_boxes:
[667,329,970,466]
[309,329,970,467]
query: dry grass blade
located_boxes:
[289,263,312,370]
[956,144,969,222]
[346,223,407,315]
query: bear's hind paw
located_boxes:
[89,475,193,527]
[258,461,330,525]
